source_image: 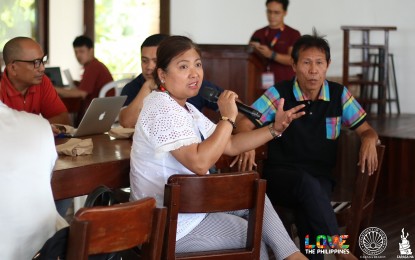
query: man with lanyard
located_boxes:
[250,0,301,86]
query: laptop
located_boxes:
[69,96,127,137]
[63,68,76,88]
[45,67,66,87]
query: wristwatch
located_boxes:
[268,123,282,139]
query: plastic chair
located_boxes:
[162,171,266,260]
[66,197,167,260]
[98,78,132,97]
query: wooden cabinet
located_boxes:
[199,44,267,105]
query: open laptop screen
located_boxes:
[45,67,65,87]
[63,69,75,88]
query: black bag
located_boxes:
[32,186,121,260]
[84,185,116,207]
[32,227,69,260]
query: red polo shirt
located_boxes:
[78,58,114,108]
[0,71,67,119]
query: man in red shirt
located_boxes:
[0,37,70,126]
[55,35,113,120]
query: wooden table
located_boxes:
[52,134,132,200]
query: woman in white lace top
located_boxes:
[130,35,307,260]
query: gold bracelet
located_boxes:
[268,122,282,139]
[220,116,236,129]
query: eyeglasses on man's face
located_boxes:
[12,55,48,69]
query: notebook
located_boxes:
[70,96,127,137]
[45,67,66,87]
[63,69,75,88]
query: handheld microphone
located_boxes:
[200,87,262,120]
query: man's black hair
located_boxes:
[291,28,331,64]
[141,34,169,50]
[266,0,289,11]
[73,35,94,49]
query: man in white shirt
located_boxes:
[0,101,60,259]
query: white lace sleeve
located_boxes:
[186,103,216,139]
[140,92,206,153]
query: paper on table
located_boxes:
[108,126,134,139]
[56,138,93,156]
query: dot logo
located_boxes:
[359,227,388,256]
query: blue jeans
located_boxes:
[55,198,73,217]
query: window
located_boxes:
[84,0,169,79]
[0,0,48,56]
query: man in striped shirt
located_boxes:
[236,30,378,260]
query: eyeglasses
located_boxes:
[13,55,48,69]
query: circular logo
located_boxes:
[359,227,388,255]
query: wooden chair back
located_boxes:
[163,171,266,260]
[331,129,386,254]
[66,197,166,260]
[215,145,268,174]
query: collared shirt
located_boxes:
[0,71,67,119]
[251,79,367,177]
[253,79,366,129]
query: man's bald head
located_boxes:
[3,37,39,65]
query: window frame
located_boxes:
[37,0,49,55]
[0,0,49,65]
[83,0,170,41]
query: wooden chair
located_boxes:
[330,129,386,254]
[162,171,266,260]
[215,144,268,174]
[66,197,167,260]
[272,129,385,255]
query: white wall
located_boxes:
[48,0,83,82]
[50,0,415,113]
[170,0,415,114]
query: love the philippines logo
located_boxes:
[304,234,350,255]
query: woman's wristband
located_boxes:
[220,116,236,129]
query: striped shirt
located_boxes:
[252,79,366,129]
[251,78,367,177]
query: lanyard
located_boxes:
[267,26,285,48]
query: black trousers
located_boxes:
[263,164,339,260]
